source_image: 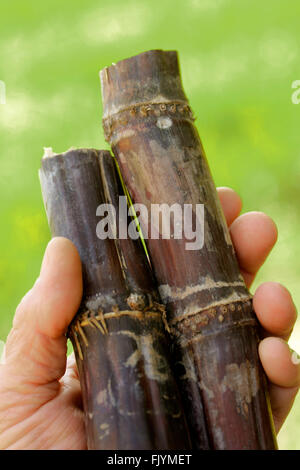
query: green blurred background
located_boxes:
[0,0,299,449]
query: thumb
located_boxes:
[3,237,82,388]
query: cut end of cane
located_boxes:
[99,49,188,120]
[42,146,78,159]
[43,147,57,159]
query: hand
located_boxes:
[218,187,300,433]
[0,188,299,449]
[0,238,86,450]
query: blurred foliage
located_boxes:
[0,0,299,449]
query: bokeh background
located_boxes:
[0,0,299,449]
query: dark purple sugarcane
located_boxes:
[39,147,191,450]
[100,50,278,450]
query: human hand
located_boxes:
[218,186,300,433]
[0,238,86,449]
[0,188,299,449]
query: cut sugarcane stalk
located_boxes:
[39,147,191,450]
[100,50,278,450]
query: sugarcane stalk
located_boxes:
[39,147,191,450]
[100,49,278,450]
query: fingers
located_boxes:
[230,212,278,287]
[30,237,82,338]
[253,282,297,340]
[217,187,242,226]
[266,383,299,433]
[217,188,278,287]
[259,337,300,388]
[217,187,299,433]
[259,337,300,433]
[4,237,82,387]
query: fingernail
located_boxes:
[289,346,300,365]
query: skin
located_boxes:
[0,187,299,449]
